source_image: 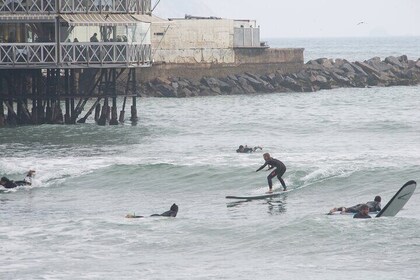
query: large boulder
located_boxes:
[237,76,256,93]
[355,61,381,76]
[349,62,368,76]
[366,57,393,72]
[385,56,404,68]
[315,58,335,68]
[156,84,177,97]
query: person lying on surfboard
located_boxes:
[256,153,287,192]
[236,145,263,153]
[0,170,36,189]
[329,196,381,215]
[353,204,371,219]
[126,203,179,219]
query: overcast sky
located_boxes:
[153,0,420,38]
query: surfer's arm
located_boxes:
[256,162,267,172]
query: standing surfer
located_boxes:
[256,153,287,192]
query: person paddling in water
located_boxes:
[126,203,179,219]
[329,196,381,215]
[236,145,263,153]
[0,170,35,189]
[353,204,372,219]
[256,153,287,192]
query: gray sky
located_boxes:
[153,0,420,38]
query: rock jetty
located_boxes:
[138,55,420,97]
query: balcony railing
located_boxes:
[0,0,55,13]
[60,43,151,66]
[0,42,151,67]
[0,43,57,65]
[0,0,151,13]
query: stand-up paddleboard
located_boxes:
[226,189,291,200]
[375,180,416,218]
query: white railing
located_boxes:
[0,0,55,13]
[0,0,151,13]
[0,43,56,65]
[59,0,150,13]
[60,42,151,66]
[0,42,151,67]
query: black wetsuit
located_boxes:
[353,212,371,219]
[129,204,178,219]
[345,201,381,213]
[14,181,30,187]
[152,204,178,217]
[237,146,262,153]
[0,177,17,189]
[256,158,287,190]
[237,147,254,153]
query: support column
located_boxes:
[97,69,109,126]
[0,101,4,127]
[95,103,101,122]
[0,74,4,127]
[64,69,71,124]
[130,69,138,124]
[45,69,53,123]
[31,70,37,124]
[70,69,76,124]
[109,69,118,125]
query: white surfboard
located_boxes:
[375,180,416,218]
[226,189,291,200]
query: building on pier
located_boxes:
[0,0,153,126]
[138,14,304,83]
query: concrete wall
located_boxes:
[235,48,304,64]
[137,48,305,83]
[233,27,260,47]
[152,19,234,49]
[152,19,236,63]
[153,49,235,64]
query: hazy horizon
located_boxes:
[153,0,420,38]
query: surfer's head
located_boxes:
[170,203,178,217]
[374,196,381,202]
[263,153,271,161]
[170,203,178,212]
[360,204,369,214]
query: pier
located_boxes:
[0,0,152,126]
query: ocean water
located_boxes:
[269,36,420,62]
[1,38,420,279]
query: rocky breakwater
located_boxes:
[138,55,420,97]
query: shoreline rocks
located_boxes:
[138,55,420,97]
